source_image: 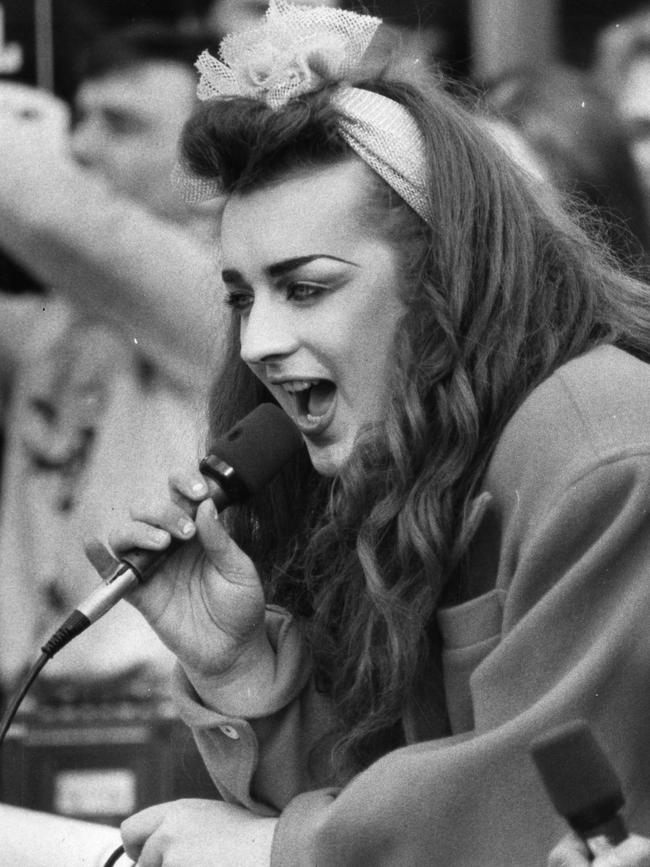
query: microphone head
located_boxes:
[203,403,303,497]
[530,719,625,833]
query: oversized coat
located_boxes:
[174,344,650,865]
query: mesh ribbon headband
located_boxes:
[175,0,431,223]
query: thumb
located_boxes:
[597,835,650,867]
[84,536,122,580]
[194,499,258,586]
[547,833,590,867]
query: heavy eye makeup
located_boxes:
[222,263,354,314]
[223,281,330,312]
[286,281,329,302]
[224,287,254,313]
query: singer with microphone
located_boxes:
[65,2,650,864]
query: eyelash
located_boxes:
[224,283,326,314]
[288,283,325,301]
[224,291,253,313]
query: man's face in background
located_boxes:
[70,60,196,219]
[619,52,650,206]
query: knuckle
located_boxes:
[128,497,155,520]
[167,470,188,490]
[107,527,125,547]
[168,467,201,492]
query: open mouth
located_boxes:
[281,379,337,427]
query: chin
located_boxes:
[306,441,350,477]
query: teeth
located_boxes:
[281,379,319,394]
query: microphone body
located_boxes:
[41,404,303,658]
[531,719,629,858]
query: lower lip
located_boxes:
[293,392,337,439]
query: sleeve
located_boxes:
[0,296,41,381]
[172,606,340,816]
[270,452,650,865]
[0,109,221,392]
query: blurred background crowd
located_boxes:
[6,0,649,284]
[1,0,649,828]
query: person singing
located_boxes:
[93,2,650,863]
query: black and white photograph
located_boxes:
[1,1,650,864]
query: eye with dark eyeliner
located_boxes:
[224,290,254,313]
[286,282,328,302]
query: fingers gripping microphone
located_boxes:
[530,719,629,859]
[41,404,303,659]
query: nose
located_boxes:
[70,115,103,169]
[239,293,299,366]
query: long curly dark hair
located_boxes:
[180,70,650,777]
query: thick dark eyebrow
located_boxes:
[267,255,359,278]
[221,268,248,287]
[221,254,359,286]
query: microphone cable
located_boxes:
[103,844,128,866]
[0,652,49,746]
[0,654,132,867]
[0,611,90,746]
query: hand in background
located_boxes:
[549,832,650,866]
[0,82,70,195]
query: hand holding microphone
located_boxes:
[0,406,302,769]
[78,404,304,693]
[100,467,269,682]
[35,404,302,675]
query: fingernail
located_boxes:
[179,518,195,536]
[191,480,208,495]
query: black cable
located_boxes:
[103,844,127,866]
[0,608,92,747]
[1,622,132,866]
[1,654,131,866]
[0,652,49,745]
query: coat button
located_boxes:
[219,724,240,739]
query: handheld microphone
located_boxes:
[530,719,629,858]
[41,403,303,659]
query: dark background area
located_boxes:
[3,0,650,101]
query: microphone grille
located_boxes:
[208,403,303,495]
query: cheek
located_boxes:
[361,315,403,407]
[344,330,400,417]
[632,142,650,174]
[109,150,139,179]
[350,303,403,368]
